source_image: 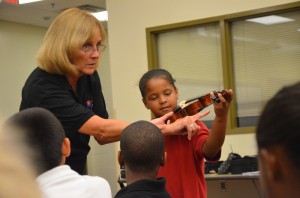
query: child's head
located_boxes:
[119,120,165,174]
[256,81,300,197]
[139,69,178,118]
[3,107,70,175]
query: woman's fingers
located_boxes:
[191,109,210,121]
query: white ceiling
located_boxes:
[0,0,106,28]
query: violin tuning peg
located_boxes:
[211,94,221,103]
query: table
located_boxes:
[205,173,264,198]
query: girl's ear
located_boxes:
[142,98,149,109]
[175,87,179,100]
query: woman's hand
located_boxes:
[151,110,210,140]
[151,111,174,128]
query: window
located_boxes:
[231,10,300,127]
[146,2,300,134]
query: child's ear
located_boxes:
[142,98,149,109]
[160,152,167,167]
[259,148,282,182]
[118,151,125,166]
[175,87,179,100]
[62,138,71,157]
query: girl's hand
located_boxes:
[211,89,234,118]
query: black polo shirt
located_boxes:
[115,178,171,198]
[20,67,108,174]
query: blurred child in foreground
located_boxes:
[256,82,300,198]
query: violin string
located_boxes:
[185,95,202,104]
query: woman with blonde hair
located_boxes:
[20,7,204,175]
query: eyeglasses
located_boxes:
[81,43,106,55]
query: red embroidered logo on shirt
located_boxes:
[86,100,93,110]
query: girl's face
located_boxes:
[143,77,178,118]
[71,28,104,77]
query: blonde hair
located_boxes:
[36,7,106,76]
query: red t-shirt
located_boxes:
[157,120,221,198]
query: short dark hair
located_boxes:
[120,120,164,173]
[256,81,300,167]
[5,107,65,174]
[139,69,176,98]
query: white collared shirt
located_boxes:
[36,165,112,198]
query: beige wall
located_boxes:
[0,20,46,120]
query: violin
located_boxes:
[167,90,229,123]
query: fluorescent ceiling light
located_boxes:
[92,11,108,21]
[246,15,294,25]
[19,0,42,4]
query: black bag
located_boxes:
[205,161,223,174]
[205,153,258,175]
[230,155,258,174]
[217,152,241,174]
